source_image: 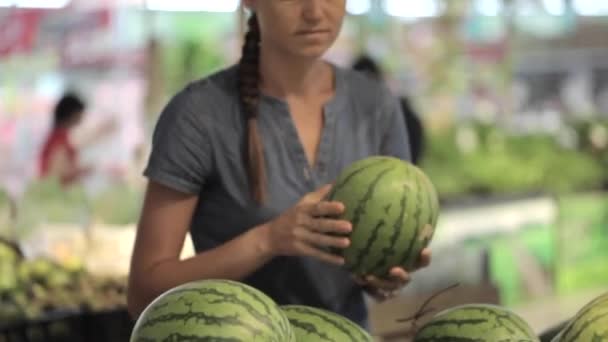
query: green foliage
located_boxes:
[420,124,606,201]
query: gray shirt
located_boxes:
[144,64,411,326]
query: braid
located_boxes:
[238,14,266,204]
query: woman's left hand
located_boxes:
[354,248,432,302]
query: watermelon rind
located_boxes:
[553,291,608,342]
[327,156,440,277]
[130,279,295,342]
[413,303,539,342]
[281,305,373,342]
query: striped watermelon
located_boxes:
[281,305,372,342]
[327,156,439,276]
[553,291,608,341]
[413,304,539,341]
[130,279,295,341]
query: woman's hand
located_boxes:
[355,248,432,302]
[258,184,352,265]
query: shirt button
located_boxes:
[303,168,311,180]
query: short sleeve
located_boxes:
[143,86,213,195]
[379,91,412,162]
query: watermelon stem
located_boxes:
[395,282,461,325]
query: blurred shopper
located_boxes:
[38,92,114,187]
[127,1,431,330]
[352,54,426,165]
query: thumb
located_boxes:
[309,183,333,202]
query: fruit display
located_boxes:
[130,279,295,342]
[326,156,440,277]
[0,239,126,326]
[281,305,373,342]
[550,291,608,341]
[16,179,89,227]
[421,125,606,202]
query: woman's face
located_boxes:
[247,0,346,60]
[70,111,84,127]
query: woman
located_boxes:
[352,54,426,165]
[39,93,116,186]
[39,93,92,186]
[127,0,432,329]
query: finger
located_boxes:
[299,229,350,249]
[309,201,346,218]
[307,217,352,234]
[364,274,410,291]
[388,267,410,281]
[366,287,396,302]
[416,248,432,270]
[352,275,367,286]
[296,242,345,265]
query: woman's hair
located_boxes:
[352,54,383,81]
[238,13,267,205]
[53,92,85,129]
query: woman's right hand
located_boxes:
[259,184,352,265]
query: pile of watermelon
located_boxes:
[130,156,606,341]
[410,290,608,342]
[129,279,373,341]
[131,156,438,341]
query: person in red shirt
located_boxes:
[39,93,92,186]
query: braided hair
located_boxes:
[238,14,266,204]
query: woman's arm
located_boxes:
[127,181,274,318]
[46,146,91,185]
[70,118,117,149]
[127,181,351,318]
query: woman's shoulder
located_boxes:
[334,64,401,116]
[157,65,241,128]
[171,65,240,109]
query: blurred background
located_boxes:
[0,0,607,341]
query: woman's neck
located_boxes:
[258,47,334,100]
[54,124,70,131]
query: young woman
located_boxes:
[39,93,116,186]
[352,54,426,165]
[127,0,432,329]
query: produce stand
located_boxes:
[369,283,501,341]
[1,2,607,340]
[0,307,133,342]
[0,238,132,342]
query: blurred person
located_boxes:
[127,0,432,329]
[38,92,115,187]
[352,54,426,165]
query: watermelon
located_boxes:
[281,305,372,342]
[553,292,608,341]
[413,304,539,341]
[130,279,295,341]
[327,156,440,276]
